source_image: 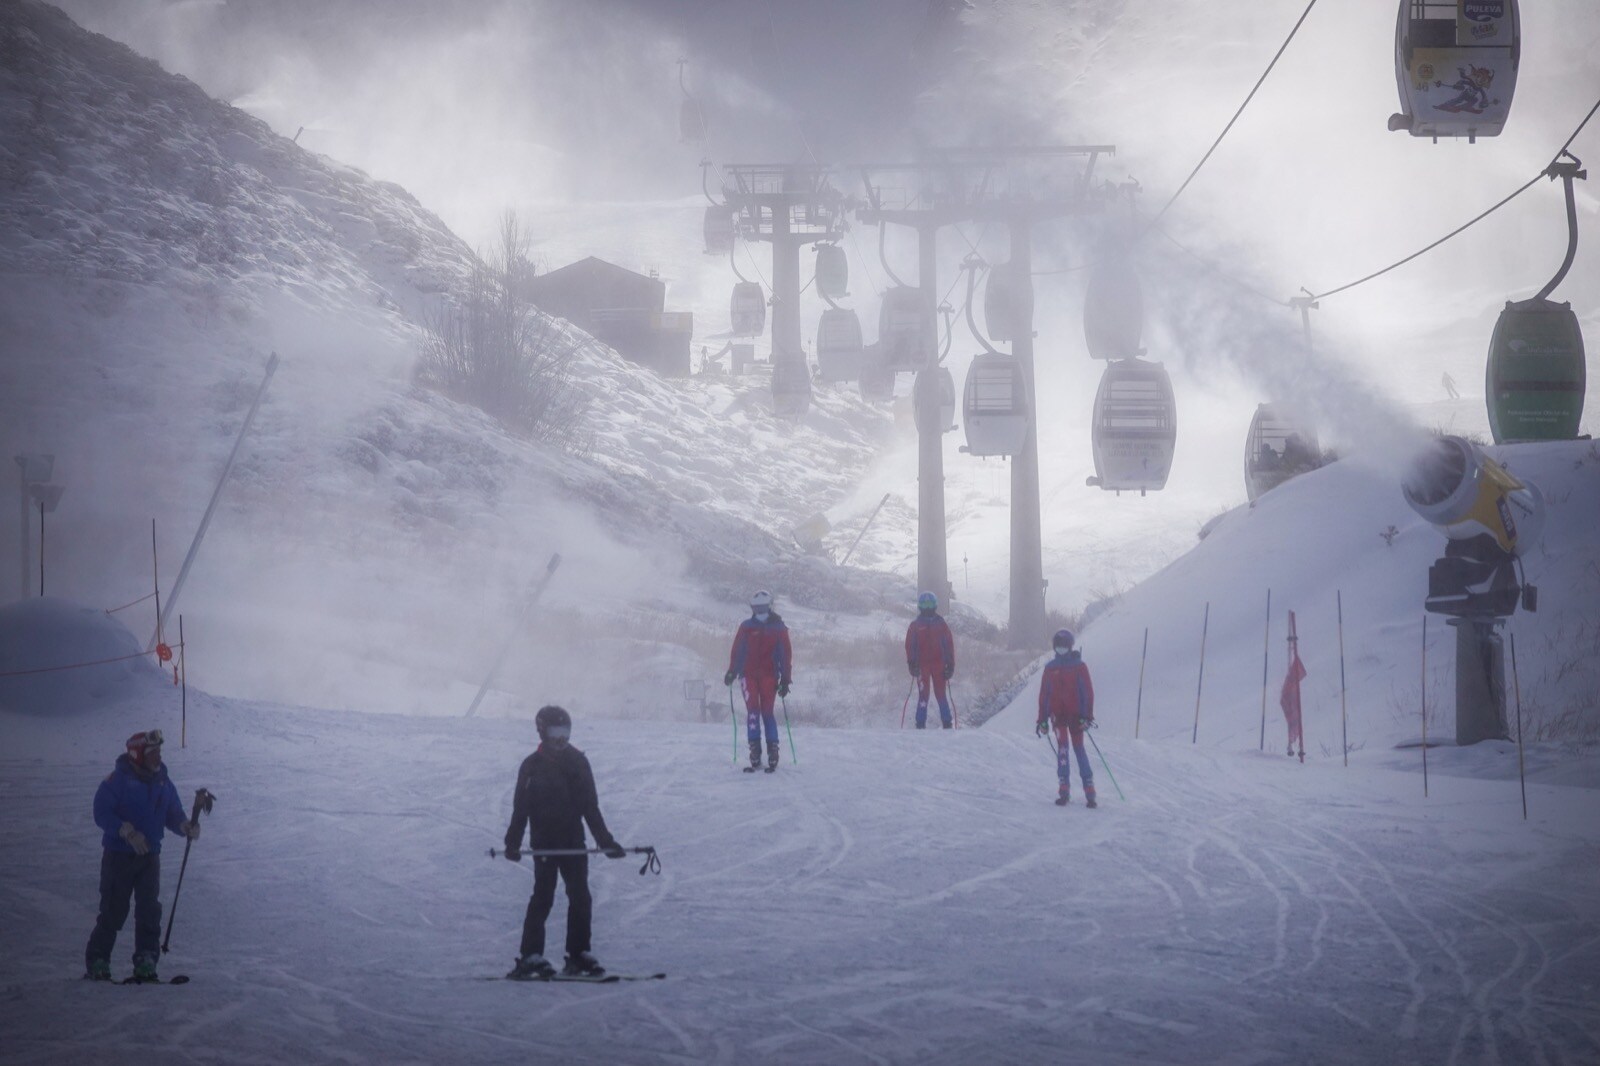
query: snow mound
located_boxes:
[0,597,168,715]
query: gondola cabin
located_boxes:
[913,367,956,434]
[815,244,848,300]
[704,207,734,255]
[1245,404,1322,502]
[1486,297,1586,442]
[1087,359,1176,495]
[1083,255,1144,361]
[772,359,812,418]
[859,343,896,402]
[961,353,1029,458]
[731,281,766,337]
[816,308,863,382]
[878,286,936,372]
[1389,0,1519,141]
[983,261,1031,344]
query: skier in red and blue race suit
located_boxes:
[904,591,956,729]
[84,729,200,982]
[1036,629,1097,808]
[724,589,793,771]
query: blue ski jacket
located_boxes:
[94,754,187,855]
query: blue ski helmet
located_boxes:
[917,591,938,612]
[1052,629,1075,651]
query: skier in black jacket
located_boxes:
[503,706,626,979]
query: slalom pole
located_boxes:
[1421,615,1429,798]
[728,683,738,764]
[1192,603,1210,745]
[781,694,798,764]
[179,615,187,748]
[1085,730,1125,802]
[161,788,216,954]
[1134,627,1148,739]
[1510,632,1527,820]
[900,680,913,729]
[1259,589,1272,751]
[1337,590,1348,767]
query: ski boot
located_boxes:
[1085,791,1098,810]
[507,953,556,981]
[765,741,780,773]
[130,955,159,983]
[1055,787,1070,807]
[744,741,762,773]
[84,958,111,982]
[941,720,953,730]
[563,951,606,978]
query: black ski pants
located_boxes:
[520,853,591,959]
[86,849,162,968]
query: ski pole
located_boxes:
[948,683,959,729]
[781,694,797,764]
[1085,730,1125,802]
[489,846,662,875]
[728,682,738,763]
[161,788,216,954]
[899,680,913,728]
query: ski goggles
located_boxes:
[542,724,571,741]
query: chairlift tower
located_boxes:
[716,164,848,415]
[859,148,1112,646]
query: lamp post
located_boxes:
[29,483,64,597]
[14,453,54,600]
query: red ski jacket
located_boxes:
[728,612,792,684]
[904,613,955,674]
[1038,651,1094,729]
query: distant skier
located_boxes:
[905,591,956,729]
[1036,630,1097,808]
[84,729,200,982]
[503,706,628,980]
[724,590,793,771]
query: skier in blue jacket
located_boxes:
[85,730,198,982]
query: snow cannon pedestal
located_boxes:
[1447,618,1510,746]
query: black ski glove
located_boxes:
[601,842,627,860]
[777,681,790,698]
[503,845,522,861]
[723,670,737,686]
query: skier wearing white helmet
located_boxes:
[724,590,793,772]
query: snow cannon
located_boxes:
[1401,434,1545,558]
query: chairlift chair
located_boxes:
[731,281,766,337]
[961,353,1029,458]
[1486,298,1586,442]
[1389,0,1520,141]
[858,343,896,402]
[878,286,936,372]
[772,359,812,418]
[815,245,848,300]
[983,261,1032,345]
[1087,358,1176,495]
[1083,254,1144,361]
[1244,403,1322,502]
[816,308,864,383]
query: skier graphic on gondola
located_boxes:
[1433,64,1496,115]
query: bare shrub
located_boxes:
[416,211,588,449]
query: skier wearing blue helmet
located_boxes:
[904,591,956,729]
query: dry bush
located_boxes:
[416,211,588,449]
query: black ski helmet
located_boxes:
[1052,628,1075,652]
[535,705,572,742]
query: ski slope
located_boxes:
[4,602,1600,1065]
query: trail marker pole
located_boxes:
[464,553,561,718]
[1421,615,1429,798]
[1511,632,1528,820]
[1134,627,1148,739]
[1259,589,1272,751]
[1192,603,1210,745]
[1337,591,1348,767]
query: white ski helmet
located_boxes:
[750,590,773,610]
